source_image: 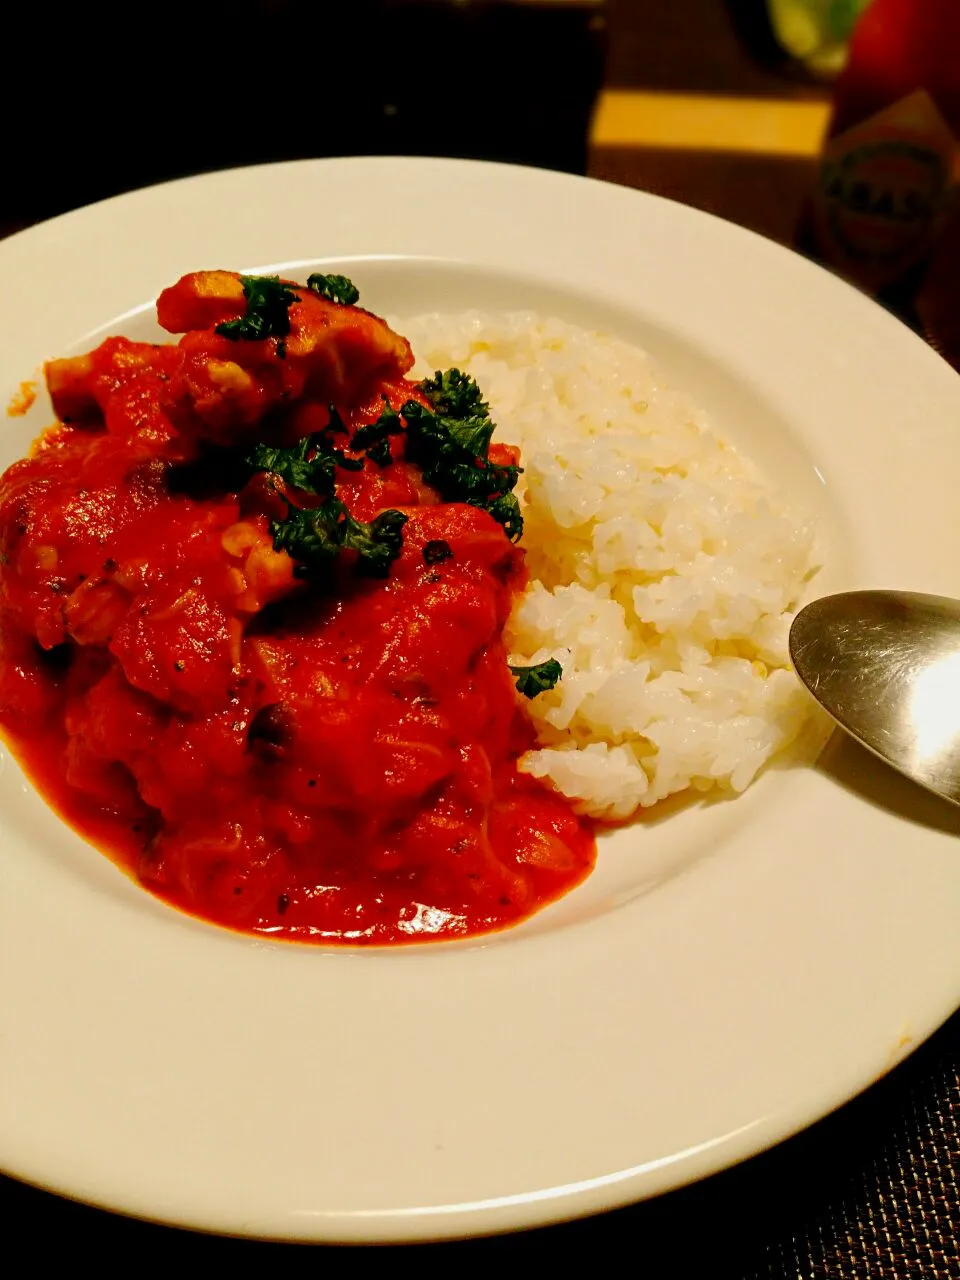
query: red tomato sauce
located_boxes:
[0,272,595,944]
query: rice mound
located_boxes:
[397,310,817,820]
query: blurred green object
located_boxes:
[767,0,870,75]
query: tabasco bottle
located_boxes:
[798,0,960,364]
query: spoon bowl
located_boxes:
[789,590,960,808]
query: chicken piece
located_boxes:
[156,271,414,444]
[64,578,132,646]
[156,270,246,332]
[45,352,97,423]
[45,337,181,449]
[220,518,297,615]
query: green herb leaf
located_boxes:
[508,658,563,699]
[485,493,523,543]
[245,405,406,581]
[325,407,350,436]
[215,275,299,345]
[247,435,335,496]
[444,415,495,459]
[420,368,490,420]
[342,508,409,577]
[306,273,360,306]
[269,498,407,579]
[350,402,402,449]
[245,420,367,495]
[349,401,405,468]
[271,501,342,569]
[401,373,523,541]
[365,438,392,467]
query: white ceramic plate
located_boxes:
[2,158,960,1243]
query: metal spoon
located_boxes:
[789,590,960,808]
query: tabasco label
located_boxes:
[811,89,959,295]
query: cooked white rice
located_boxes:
[397,310,818,821]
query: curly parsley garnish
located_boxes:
[350,401,404,467]
[215,275,299,352]
[484,492,524,543]
[401,369,523,542]
[235,368,519,581]
[306,273,360,306]
[341,508,408,575]
[247,436,333,495]
[272,500,407,579]
[243,428,405,578]
[246,426,364,495]
[509,658,563,698]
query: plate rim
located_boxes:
[2,156,960,1243]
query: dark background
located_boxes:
[0,1,822,226]
[0,0,835,247]
[0,1,607,224]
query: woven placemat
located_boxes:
[4,1007,960,1274]
[742,1014,960,1278]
